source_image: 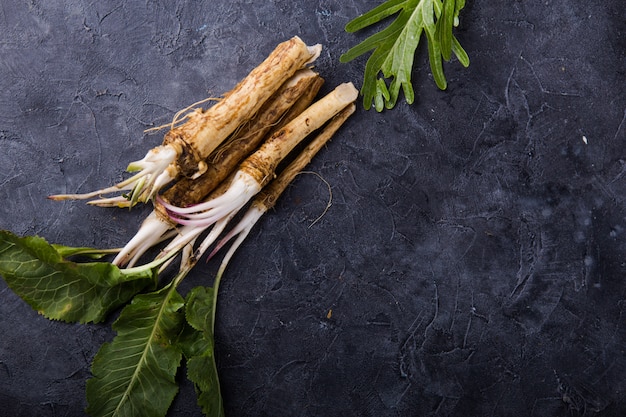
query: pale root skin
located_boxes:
[112,211,170,266]
[48,145,177,204]
[164,101,356,310]
[143,83,356,272]
[160,171,261,225]
[155,211,236,273]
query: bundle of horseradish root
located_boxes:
[0,36,356,417]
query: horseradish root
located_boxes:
[50,36,322,206]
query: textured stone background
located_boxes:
[0,1,625,416]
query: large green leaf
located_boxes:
[86,284,185,417]
[0,230,154,323]
[178,286,224,417]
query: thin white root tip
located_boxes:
[48,183,134,201]
[159,236,199,274]
[155,211,238,272]
[86,196,133,208]
[157,225,207,262]
[177,243,196,273]
[113,211,172,267]
[193,213,238,261]
[208,206,264,261]
[164,171,261,228]
[50,145,177,206]
[213,216,257,279]
[124,145,177,204]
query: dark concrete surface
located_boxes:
[1,1,625,416]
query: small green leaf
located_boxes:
[177,319,212,359]
[186,286,216,331]
[437,0,455,61]
[0,230,154,323]
[344,0,407,33]
[188,355,224,417]
[425,23,448,90]
[452,35,470,67]
[86,284,185,417]
[177,286,225,417]
[375,78,391,111]
[454,0,466,23]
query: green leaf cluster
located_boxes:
[340,0,470,111]
[85,283,226,417]
[0,230,226,417]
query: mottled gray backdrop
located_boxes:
[1,1,625,416]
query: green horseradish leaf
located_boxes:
[341,0,470,111]
[178,286,224,417]
[0,230,155,323]
[86,284,185,417]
